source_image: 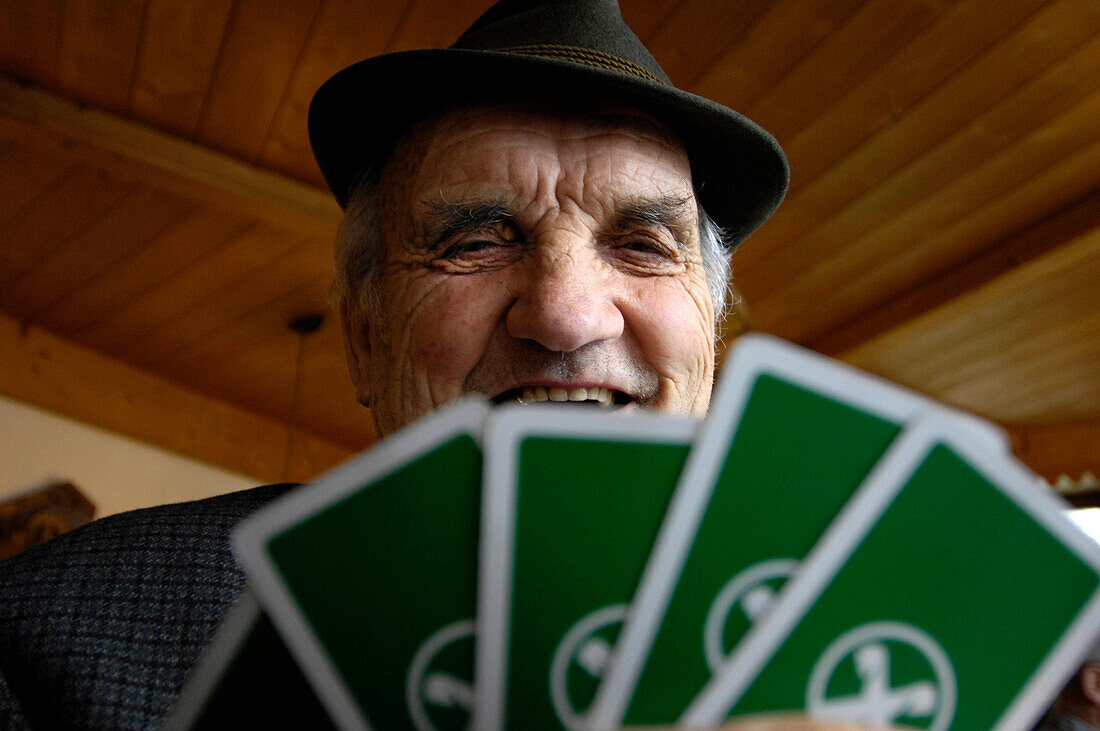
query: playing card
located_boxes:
[474,406,698,730]
[682,416,1100,730]
[162,590,333,730]
[233,398,488,731]
[588,334,1008,727]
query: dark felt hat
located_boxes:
[308,0,789,245]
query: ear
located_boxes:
[340,300,373,407]
[1081,662,1100,708]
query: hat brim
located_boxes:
[309,48,789,244]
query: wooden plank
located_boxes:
[256,0,415,184]
[737,0,1100,274]
[898,267,1100,383]
[0,0,63,86]
[774,0,1047,192]
[193,0,323,162]
[36,205,251,337]
[775,91,1100,343]
[832,284,1089,392]
[0,73,342,237]
[161,275,332,383]
[205,320,376,451]
[54,0,145,115]
[79,222,305,350]
[1011,420,1100,482]
[1,185,195,322]
[189,318,315,424]
[742,0,953,146]
[122,236,331,368]
[750,87,1100,342]
[949,334,1100,405]
[813,225,1099,378]
[129,0,233,138]
[809,185,1100,356]
[642,0,773,89]
[936,316,1100,423]
[839,227,1100,419]
[827,130,1100,364]
[847,312,1100,424]
[621,0,683,43]
[0,142,70,225]
[897,286,1099,395]
[0,310,354,484]
[740,27,1100,312]
[0,162,133,293]
[384,0,489,50]
[173,306,371,449]
[295,319,375,445]
[689,0,863,112]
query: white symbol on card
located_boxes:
[550,604,627,731]
[406,619,476,731]
[423,673,474,710]
[703,558,798,672]
[807,621,956,731]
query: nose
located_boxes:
[506,246,625,353]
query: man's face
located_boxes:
[342,104,717,436]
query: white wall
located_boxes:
[0,395,256,518]
[1069,508,1100,544]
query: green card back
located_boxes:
[589,335,1006,727]
[624,374,897,722]
[685,420,1100,730]
[235,399,487,731]
[475,408,696,730]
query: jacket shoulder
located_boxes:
[0,483,299,729]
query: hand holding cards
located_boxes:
[168,335,1100,730]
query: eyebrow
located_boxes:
[614,194,695,245]
[421,199,514,250]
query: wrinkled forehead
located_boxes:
[379,100,696,218]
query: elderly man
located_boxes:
[337,100,723,434]
[316,0,788,437]
[0,0,788,728]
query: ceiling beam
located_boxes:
[1008,420,1100,487]
[806,184,1100,358]
[0,311,352,484]
[0,72,341,239]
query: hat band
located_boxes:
[495,44,666,85]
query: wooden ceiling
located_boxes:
[0,0,1097,485]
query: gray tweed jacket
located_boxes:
[0,483,297,730]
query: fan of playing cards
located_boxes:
[165,335,1100,731]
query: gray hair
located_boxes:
[334,167,735,327]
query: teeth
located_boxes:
[517,386,615,406]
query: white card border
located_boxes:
[680,415,1100,728]
[474,405,700,731]
[232,397,489,731]
[588,333,1008,727]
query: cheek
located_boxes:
[403,280,507,377]
[628,279,715,371]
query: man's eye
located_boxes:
[623,239,666,255]
[432,235,520,273]
[441,239,499,258]
[619,237,678,260]
[608,233,685,275]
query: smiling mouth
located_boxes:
[492,386,630,408]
